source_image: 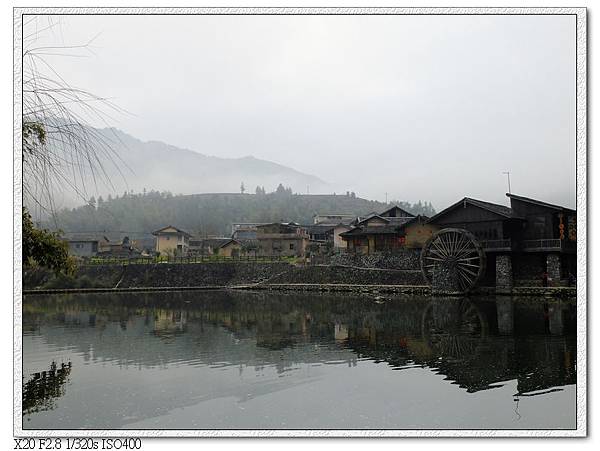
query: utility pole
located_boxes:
[502,171,511,194]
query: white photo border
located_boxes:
[13,6,588,438]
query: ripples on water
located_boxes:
[22,291,576,430]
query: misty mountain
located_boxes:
[45,127,330,208]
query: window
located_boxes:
[166,236,170,240]
[289,243,295,250]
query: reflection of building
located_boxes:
[24,291,575,397]
[153,309,187,340]
[334,323,348,341]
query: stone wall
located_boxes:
[23,263,292,290]
[118,262,291,288]
[266,265,425,286]
[329,250,421,271]
[24,261,425,290]
[495,255,513,292]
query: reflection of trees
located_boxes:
[23,361,72,415]
[23,291,576,395]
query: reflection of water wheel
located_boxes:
[421,299,488,359]
[421,228,485,293]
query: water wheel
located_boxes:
[421,228,485,293]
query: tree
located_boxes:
[23,18,125,215]
[22,208,75,275]
[22,19,125,274]
[240,182,246,194]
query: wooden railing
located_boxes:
[481,239,512,251]
[522,239,575,251]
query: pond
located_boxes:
[22,290,577,430]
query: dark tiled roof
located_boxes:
[379,205,415,218]
[506,193,576,213]
[190,238,231,248]
[466,198,513,217]
[152,225,192,237]
[427,197,515,224]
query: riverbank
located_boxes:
[22,262,576,298]
[23,284,576,298]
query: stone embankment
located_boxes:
[24,262,424,290]
[23,261,575,298]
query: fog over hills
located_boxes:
[46,127,330,209]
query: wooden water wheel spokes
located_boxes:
[421,228,485,293]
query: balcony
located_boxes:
[522,239,576,253]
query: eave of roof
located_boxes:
[340,226,406,237]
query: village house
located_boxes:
[216,239,242,257]
[307,213,359,251]
[231,223,269,240]
[97,236,144,257]
[255,223,310,257]
[339,206,434,254]
[189,237,230,256]
[65,238,99,257]
[152,225,192,257]
[64,232,147,258]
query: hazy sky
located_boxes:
[24,14,576,210]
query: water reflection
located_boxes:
[22,290,576,429]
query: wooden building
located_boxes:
[339,205,436,254]
[427,194,576,287]
[426,197,523,252]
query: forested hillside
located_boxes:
[48,188,436,238]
